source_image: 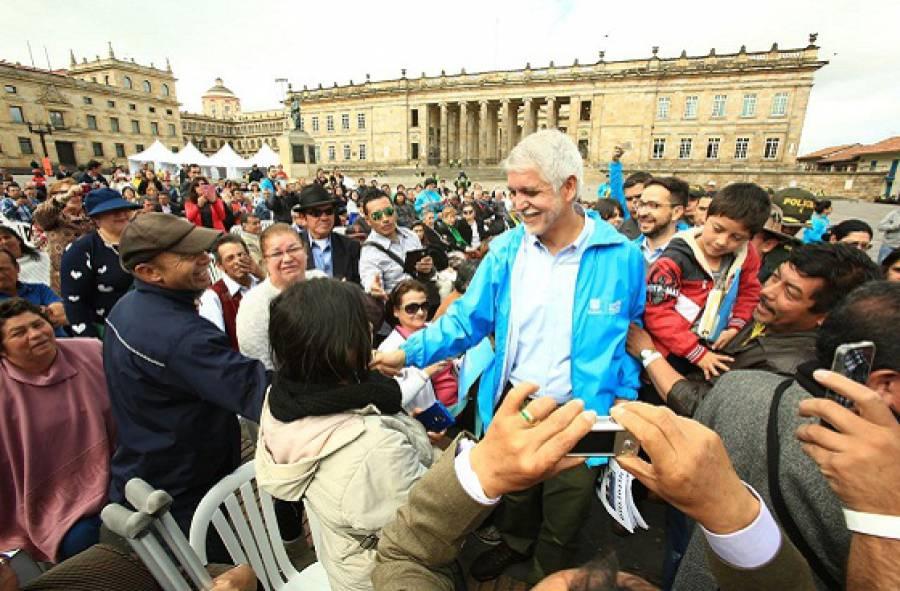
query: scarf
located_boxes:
[269,370,403,423]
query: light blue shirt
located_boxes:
[311,236,333,277]
[507,214,595,403]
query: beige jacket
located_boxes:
[255,399,434,591]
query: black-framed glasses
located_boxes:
[370,206,395,221]
[402,302,428,316]
[308,207,335,218]
[635,200,676,211]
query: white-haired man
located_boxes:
[372,129,646,584]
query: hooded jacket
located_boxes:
[644,228,761,363]
[255,398,434,591]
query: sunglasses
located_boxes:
[308,207,334,218]
[370,206,395,221]
[402,302,428,316]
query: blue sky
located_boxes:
[5,0,899,154]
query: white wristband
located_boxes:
[843,508,900,539]
[641,351,663,369]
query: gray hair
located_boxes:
[502,129,583,197]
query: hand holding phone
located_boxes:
[413,401,455,433]
[821,341,875,428]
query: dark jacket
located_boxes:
[267,192,300,224]
[60,231,134,339]
[618,216,640,240]
[103,279,267,532]
[395,202,417,228]
[137,178,163,196]
[300,229,362,284]
[454,218,490,246]
[77,171,108,187]
[667,322,818,416]
[435,221,468,251]
[248,168,265,183]
[153,201,184,216]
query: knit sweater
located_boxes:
[673,370,850,591]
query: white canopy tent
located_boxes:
[207,143,252,180]
[171,142,216,177]
[247,143,281,168]
[126,140,179,175]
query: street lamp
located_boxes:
[26,121,54,159]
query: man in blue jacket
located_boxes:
[373,129,645,584]
[413,177,443,216]
[103,213,268,541]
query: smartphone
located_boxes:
[414,401,455,432]
[823,341,876,410]
[566,416,640,457]
[403,249,428,275]
[201,184,218,200]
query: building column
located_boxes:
[448,106,458,162]
[420,104,430,164]
[458,101,469,166]
[478,100,489,166]
[523,98,536,136]
[546,97,558,129]
[502,99,515,158]
[486,102,499,164]
[439,102,448,166]
[567,97,579,143]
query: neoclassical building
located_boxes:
[0,45,182,170]
[180,78,285,158]
[287,36,826,172]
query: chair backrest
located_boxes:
[189,461,326,591]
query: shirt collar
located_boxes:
[221,273,257,296]
[2,345,77,387]
[526,213,593,254]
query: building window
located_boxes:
[4,85,16,93]
[292,145,306,164]
[771,92,788,117]
[764,137,780,160]
[579,101,592,121]
[9,106,24,123]
[411,109,419,127]
[124,76,133,89]
[411,142,420,160]
[131,120,141,134]
[314,146,321,163]
[168,123,176,136]
[171,146,179,153]
[110,117,120,132]
[162,83,170,97]
[107,100,116,108]
[711,95,726,117]
[104,75,110,85]
[341,113,350,130]
[870,160,878,171]
[150,122,159,136]
[359,143,367,160]
[135,144,145,152]
[92,142,104,157]
[326,115,335,132]
[683,96,698,119]
[128,103,136,111]
[308,116,317,132]
[143,80,152,93]
[656,97,671,119]
[165,109,173,116]
[679,138,692,159]
[83,96,93,105]
[298,116,304,132]
[115,143,126,157]
[49,111,65,128]
[18,137,34,155]
[577,139,589,159]
[734,137,750,159]
[357,113,366,129]
[343,144,351,160]
[327,145,336,161]
[741,94,757,117]
[87,115,98,130]
[706,137,721,159]
[149,106,156,113]
[652,138,666,159]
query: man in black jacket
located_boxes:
[77,160,108,188]
[297,184,361,283]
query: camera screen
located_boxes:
[569,430,618,455]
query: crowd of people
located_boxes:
[1,129,898,591]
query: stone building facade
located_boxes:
[287,37,825,172]
[180,78,285,158]
[0,45,182,171]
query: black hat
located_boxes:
[424,178,437,188]
[297,184,338,211]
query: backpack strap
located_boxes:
[362,240,405,268]
[767,378,842,590]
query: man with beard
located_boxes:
[103,213,267,542]
[633,176,689,268]
[627,243,881,416]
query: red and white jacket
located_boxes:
[644,229,761,363]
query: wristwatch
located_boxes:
[640,348,663,369]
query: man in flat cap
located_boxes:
[103,213,268,546]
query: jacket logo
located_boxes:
[647,267,680,305]
[588,299,623,315]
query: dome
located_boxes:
[204,77,236,97]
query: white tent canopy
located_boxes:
[171,141,212,167]
[208,143,252,180]
[247,143,281,168]
[127,140,178,174]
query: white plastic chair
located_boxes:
[189,461,330,591]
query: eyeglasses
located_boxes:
[402,302,428,316]
[307,207,334,218]
[264,244,305,261]
[841,240,872,251]
[370,206,395,221]
[635,200,676,211]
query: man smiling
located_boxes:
[372,129,645,584]
[628,243,881,416]
[297,184,361,283]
